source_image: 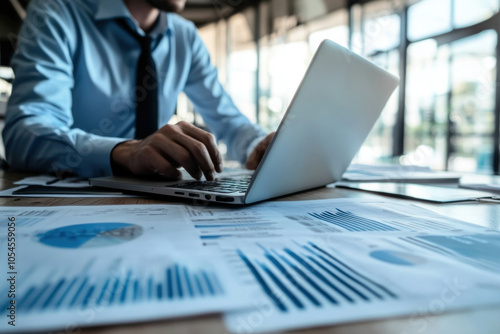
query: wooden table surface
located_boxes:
[2,169,499,334]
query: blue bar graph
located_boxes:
[237,240,398,313]
[167,267,174,299]
[108,277,120,305]
[238,250,287,312]
[26,283,50,311]
[308,242,398,299]
[55,278,78,309]
[148,277,153,300]
[194,273,204,296]
[82,286,95,308]
[15,262,225,314]
[259,262,304,309]
[70,277,89,307]
[133,280,140,301]
[308,209,399,232]
[120,271,132,304]
[175,265,183,298]
[42,279,66,309]
[157,283,163,299]
[202,271,215,295]
[200,235,234,239]
[194,224,271,228]
[96,278,111,306]
[264,251,321,307]
[184,267,194,298]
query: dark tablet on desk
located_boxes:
[12,185,125,196]
[336,182,498,203]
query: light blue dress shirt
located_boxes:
[3,0,265,178]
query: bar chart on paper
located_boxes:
[308,209,399,232]
[223,239,403,333]
[236,241,398,312]
[0,204,253,333]
[7,262,223,313]
[224,234,500,333]
[0,254,241,332]
[181,200,475,243]
[303,204,469,233]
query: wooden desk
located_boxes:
[2,170,499,334]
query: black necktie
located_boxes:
[135,36,159,139]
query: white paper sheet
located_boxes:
[14,175,91,188]
[223,234,500,333]
[459,183,500,194]
[343,164,462,183]
[176,198,500,333]
[179,198,489,243]
[0,205,252,333]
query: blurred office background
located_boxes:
[1,0,499,174]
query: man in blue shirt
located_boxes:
[3,0,273,180]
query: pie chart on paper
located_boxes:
[36,223,143,248]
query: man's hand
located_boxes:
[245,132,275,170]
[111,121,223,180]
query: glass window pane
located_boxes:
[227,11,258,123]
[259,41,310,131]
[307,9,349,51]
[450,30,497,136]
[363,14,400,55]
[405,39,450,170]
[454,0,499,28]
[357,49,400,164]
[350,1,401,56]
[408,0,452,41]
[451,30,497,135]
[362,0,401,55]
[198,23,217,62]
[448,137,494,173]
[294,0,328,23]
[350,4,364,55]
[405,29,498,173]
[348,1,401,163]
[309,25,349,50]
[448,30,497,173]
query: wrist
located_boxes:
[110,140,139,176]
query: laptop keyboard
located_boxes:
[169,176,252,194]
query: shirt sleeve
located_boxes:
[2,0,124,178]
[182,23,267,165]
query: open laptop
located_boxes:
[90,40,399,204]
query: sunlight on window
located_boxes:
[408,0,452,41]
[454,0,499,28]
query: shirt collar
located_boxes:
[94,0,172,37]
[150,12,171,38]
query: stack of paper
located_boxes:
[459,182,500,194]
[342,164,461,183]
[1,199,500,333]
[0,205,251,332]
